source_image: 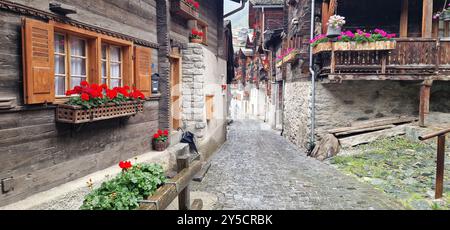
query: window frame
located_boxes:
[53,33,89,97]
[49,21,134,104]
[101,44,124,88]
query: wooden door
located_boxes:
[170,57,181,130]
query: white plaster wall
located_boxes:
[202,46,228,142]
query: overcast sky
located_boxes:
[224,0,249,29]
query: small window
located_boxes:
[101,44,123,88]
[54,34,87,96]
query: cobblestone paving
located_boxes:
[192,119,404,210]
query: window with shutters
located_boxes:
[22,18,153,105]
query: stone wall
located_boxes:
[182,43,207,138]
[430,81,450,113]
[283,80,311,149]
[181,43,227,160]
[282,79,423,149]
[314,81,419,135]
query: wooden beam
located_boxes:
[400,0,408,38]
[422,0,433,38]
[322,0,330,34]
[419,80,433,127]
[328,0,337,16]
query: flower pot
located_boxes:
[153,140,168,151]
[327,25,342,38]
[190,38,202,44]
[441,11,450,21]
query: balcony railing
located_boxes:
[317,38,450,80]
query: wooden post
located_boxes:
[435,135,445,199]
[445,21,450,38]
[400,0,408,38]
[177,155,190,210]
[322,0,330,34]
[419,80,433,127]
[330,43,336,74]
[422,0,433,38]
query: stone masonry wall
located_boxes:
[283,80,311,149]
[283,79,422,150]
[314,81,420,136]
[182,43,207,138]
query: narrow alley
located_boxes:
[192,119,403,210]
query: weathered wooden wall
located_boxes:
[169,0,224,56]
[0,0,161,207]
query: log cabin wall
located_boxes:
[169,0,224,57]
[0,0,161,207]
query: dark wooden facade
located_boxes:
[0,0,227,207]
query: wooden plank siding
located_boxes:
[0,0,161,206]
[169,0,223,56]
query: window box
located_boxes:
[170,0,200,20]
[283,49,301,64]
[313,41,397,54]
[56,101,143,124]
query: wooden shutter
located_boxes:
[206,95,214,121]
[134,46,152,97]
[22,18,55,104]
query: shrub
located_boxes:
[80,162,166,210]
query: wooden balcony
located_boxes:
[317,38,450,82]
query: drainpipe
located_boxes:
[224,0,248,18]
[309,0,316,148]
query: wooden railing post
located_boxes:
[419,128,450,199]
[177,155,190,210]
[436,135,445,199]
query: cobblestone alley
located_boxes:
[192,119,404,210]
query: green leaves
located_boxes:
[80,163,166,210]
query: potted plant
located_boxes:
[190,28,203,43]
[327,15,346,38]
[153,129,169,151]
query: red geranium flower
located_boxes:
[193,2,199,9]
[153,133,160,139]
[74,86,83,94]
[81,81,89,87]
[101,84,108,90]
[158,129,163,135]
[106,89,118,100]
[119,161,132,170]
[81,93,90,101]
[163,130,169,136]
